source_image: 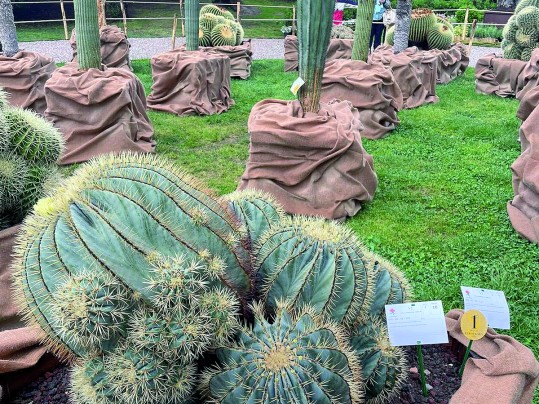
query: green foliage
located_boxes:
[455,8,485,23]
[474,24,503,40]
[202,303,364,403]
[331,24,355,39]
[427,23,454,49]
[297,0,334,112]
[409,9,437,42]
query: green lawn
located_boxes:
[16,0,292,42]
[133,59,539,366]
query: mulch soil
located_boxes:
[8,342,465,403]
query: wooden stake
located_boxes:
[467,19,477,55]
[60,0,69,40]
[236,1,241,22]
[292,5,296,36]
[120,0,128,35]
[172,13,178,49]
[462,8,469,40]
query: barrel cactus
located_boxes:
[198,5,244,47]
[385,25,395,45]
[331,24,355,39]
[427,23,453,50]
[409,8,437,42]
[502,3,539,60]
[0,90,63,229]
[202,303,364,403]
[211,23,237,47]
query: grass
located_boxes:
[15,0,291,42]
[133,59,539,368]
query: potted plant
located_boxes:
[146,0,234,115]
[43,0,155,165]
[239,0,377,220]
[0,0,55,114]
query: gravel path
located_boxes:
[19,37,497,67]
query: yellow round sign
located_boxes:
[461,309,488,340]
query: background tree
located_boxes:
[0,0,19,57]
[393,0,412,53]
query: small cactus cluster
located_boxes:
[14,154,412,403]
[386,9,454,50]
[331,24,355,39]
[199,4,244,47]
[0,88,63,229]
[502,0,539,61]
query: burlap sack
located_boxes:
[283,36,353,72]
[321,59,403,139]
[446,309,539,404]
[426,43,469,84]
[147,49,234,116]
[0,226,47,375]
[201,40,253,79]
[0,51,55,114]
[369,45,439,109]
[238,99,378,220]
[517,49,539,101]
[508,86,539,244]
[475,53,528,97]
[70,25,131,70]
[45,63,155,165]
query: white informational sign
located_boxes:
[461,286,510,330]
[290,77,305,95]
[385,301,449,346]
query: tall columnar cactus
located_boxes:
[202,303,364,403]
[73,0,101,69]
[502,3,539,60]
[185,0,200,51]
[0,89,63,228]
[255,217,375,326]
[297,0,334,113]
[352,0,377,61]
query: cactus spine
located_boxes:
[427,23,453,50]
[297,0,334,113]
[202,303,364,403]
[352,0,376,61]
[502,3,539,60]
[211,23,237,47]
[185,0,200,51]
[73,0,101,69]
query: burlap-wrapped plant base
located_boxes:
[45,63,155,165]
[369,46,439,109]
[147,49,234,116]
[517,49,539,101]
[201,40,253,79]
[0,226,47,376]
[475,53,528,97]
[425,43,469,84]
[507,86,539,244]
[0,51,55,114]
[238,99,377,220]
[283,35,353,72]
[70,25,131,69]
[321,59,403,139]
[446,310,539,403]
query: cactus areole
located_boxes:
[297,0,334,114]
[185,0,200,51]
[73,0,102,69]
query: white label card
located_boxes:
[290,77,305,95]
[385,301,448,346]
[461,286,510,330]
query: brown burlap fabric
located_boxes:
[426,43,469,84]
[0,51,55,114]
[369,45,439,109]
[475,53,528,97]
[283,36,353,72]
[517,49,539,101]
[238,99,377,220]
[45,63,155,165]
[508,86,539,244]
[446,309,539,404]
[0,226,47,374]
[201,40,253,79]
[70,25,131,70]
[321,59,403,139]
[147,49,234,116]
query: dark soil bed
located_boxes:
[8,343,463,403]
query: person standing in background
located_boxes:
[370,0,391,49]
[333,0,358,25]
